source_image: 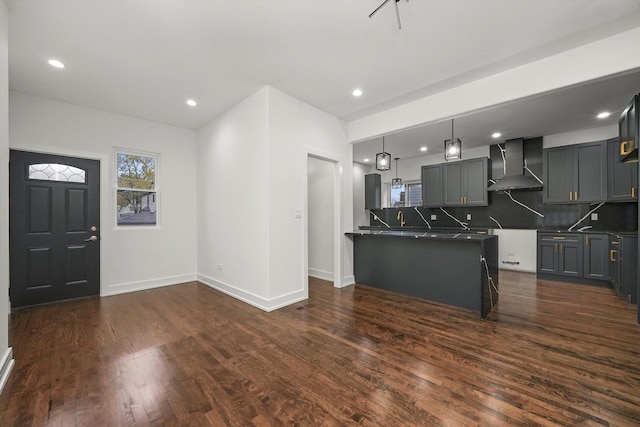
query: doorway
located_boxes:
[9,150,101,308]
[307,156,335,284]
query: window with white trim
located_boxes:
[116,151,158,226]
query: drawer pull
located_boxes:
[621,140,632,155]
[610,249,617,262]
[552,236,566,240]
[612,241,619,245]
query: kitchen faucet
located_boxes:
[397,210,406,227]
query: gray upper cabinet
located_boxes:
[443,157,489,207]
[421,164,442,207]
[608,137,638,202]
[364,173,381,210]
[543,140,607,203]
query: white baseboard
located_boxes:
[308,268,333,282]
[105,273,198,296]
[197,274,307,312]
[339,275,356,288]
[0,347,15,395]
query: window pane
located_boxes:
[28,163,86,183]
[117,190,157,225]
[390,184,406,207]
[117,153,155,190]
[407,183,422,207]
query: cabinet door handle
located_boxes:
[632,187,636,198]
[569,192,573,201]
[585,236,589,246]
[574,191,578,200]
[460,197,463,204]
[559,244,563,253]
[554,243,558,253]
[621,140,632,155]
[610,249,617,262]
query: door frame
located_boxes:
[9,145,108,299]
[302,146,343,298]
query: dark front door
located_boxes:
[10,150,101,308]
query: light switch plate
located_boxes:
[430,214,437,220]
[294,209,302,218]
[591,213,598,221]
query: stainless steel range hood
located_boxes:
[487,138,543,191]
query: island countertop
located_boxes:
[346,230,495,241]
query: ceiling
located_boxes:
[6,0,640,135]
[353,69,640,163]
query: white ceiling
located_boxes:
[6,0,640,138]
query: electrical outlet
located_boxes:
[466,214,472,221]
[591,213,598,221]
[217,263,223,270]
[430,214,437,220]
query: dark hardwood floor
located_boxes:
[0,271,639,426]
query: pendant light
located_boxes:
[391,157,402,187]
[444,119,462,161]
[376,136,391,171]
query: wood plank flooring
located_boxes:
[0,271,639,426]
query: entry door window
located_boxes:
[116,150,158,226]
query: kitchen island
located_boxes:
[346,230,499,319]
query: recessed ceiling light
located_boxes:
[363,158,370,163]
[597,111,610,119]
[492,132,501,138]
[420,146,427,152]
[352,89,363,97]
[186,99,197,107]
[48,59,65,69]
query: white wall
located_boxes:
[0,0,13,394]
[543,124,617,148]
[492,229,537,273]
[352,161,373,228]
[267,87,353,293]
[197,88,271,303]
[9,92,198,296]
[197,86,353,311]
[308,156,334,281]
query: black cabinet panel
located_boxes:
[421,164,442,207]
[608,138,638,202]
[544,141,607,204]
[443,158,489,207]
[364,173,381,210]
[583,234,609,280]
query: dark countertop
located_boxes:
[346,230,496,241]
[537,229,637,235]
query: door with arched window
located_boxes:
[9,150,100,308]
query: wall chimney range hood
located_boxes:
[487,138,543,192]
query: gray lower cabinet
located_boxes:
[583,234,609,280]
[364,173,381,209]
[609,234,638,304]
[537,233,583,278]
[443,157,489,207]
[421,164,442,207]
[607,137,638,202]
[543,140,607,203]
